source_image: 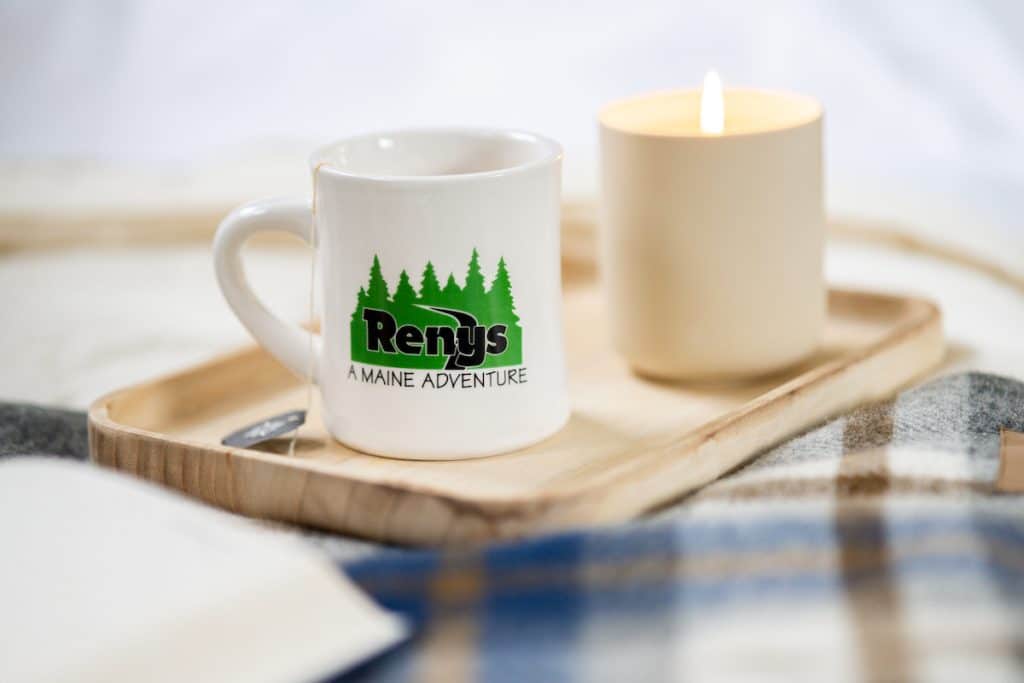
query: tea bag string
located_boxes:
[287,162,326,457]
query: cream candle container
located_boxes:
[599,83,824,380]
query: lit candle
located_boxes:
[599,73,825,380]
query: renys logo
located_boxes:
[350,250,522,370]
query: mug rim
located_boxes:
[309,127,563,183]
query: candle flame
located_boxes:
[700,70,724,135]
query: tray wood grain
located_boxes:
[89,274,943,546]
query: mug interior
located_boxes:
[311,128,560,179]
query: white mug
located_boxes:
[214,128,570,460]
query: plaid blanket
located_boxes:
[3,372,1022,681]
[327,372,1024,682]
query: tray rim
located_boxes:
[88,288,943,515]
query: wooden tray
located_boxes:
[89,274,943,546]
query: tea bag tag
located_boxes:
[997,429,1024,492]
[222,410,306,449]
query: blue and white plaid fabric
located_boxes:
[323,373,1024,682]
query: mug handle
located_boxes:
[213,197,321,384]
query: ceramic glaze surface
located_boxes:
[214,129,569,459]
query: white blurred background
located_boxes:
[5,1,1024,206]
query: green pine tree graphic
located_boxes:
[419,261,442,301]
[440,273,462,308]
[365,255,390,307]
[350,250,523,370]
[488,256,518,325]
[392,269,417,309]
